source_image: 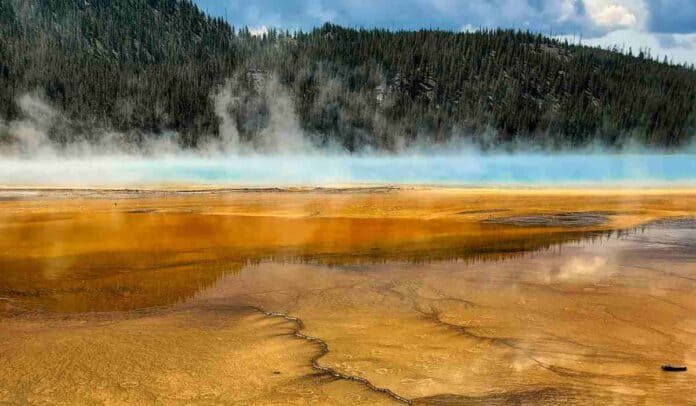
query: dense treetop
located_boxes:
[0,0,694,151]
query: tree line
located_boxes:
[0,0,694,152]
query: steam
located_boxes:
[0,93,185,158]
[1,71,694,158]
[2,94,58,156]
[253,76,317,154]
[209,79,240,154]
[0,73,333,157]
[201,73,342,155]
[0,73,695,187]
[1,153,694,187]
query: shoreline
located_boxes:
[2,184,696,193]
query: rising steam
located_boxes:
[209,79,241,154]
[0,73,695,187]
[0,73,335,157]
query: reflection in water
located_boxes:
[0,189,695,404]
[556,255,609,280]
[196,224,695,404]
[0,211,629,313]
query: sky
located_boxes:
[194,0,696,65]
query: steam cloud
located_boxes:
[0,73,694,187]
[209,79,241,154]
[1,71,694,158]
[0,73,338,157]
[1,94,57,156]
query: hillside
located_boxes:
[0,0,695,152]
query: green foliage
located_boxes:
[0,1,694,151]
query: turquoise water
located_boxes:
[2,154,695,186]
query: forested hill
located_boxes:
[0,0,695,152]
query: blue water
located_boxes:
[2,154,695,186]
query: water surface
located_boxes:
[0,188,694,404]
[1,154,695,186]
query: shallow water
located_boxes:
[2,153,695,186]
[202,225,696,404]
[0,189,694,404]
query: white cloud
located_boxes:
[421,0,459,14]
[555,0,580,23]
[306,0,337,22]
[583,0,648,29]
[557,29,696,65]
[249,25,269,36]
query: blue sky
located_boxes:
[194,0,696,64]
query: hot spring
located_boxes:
[1,153,694,187]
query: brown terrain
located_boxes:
[0,187,694,404]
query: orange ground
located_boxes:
[0,187,694,404]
